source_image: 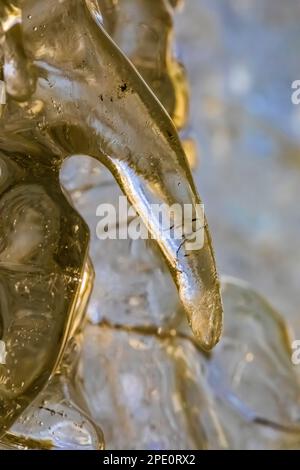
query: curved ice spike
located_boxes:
[2,0,223,350]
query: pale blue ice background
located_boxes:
[175,0,300,335]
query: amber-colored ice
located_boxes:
[0,0,222,438]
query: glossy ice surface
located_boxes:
[0,0,222,442]
[0,0,299,450]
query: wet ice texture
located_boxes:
[1,0,299,449]
[79,278,300,450]
[39,0,300,449]
[59,156,300,449]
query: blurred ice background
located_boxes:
[174,0,300,334]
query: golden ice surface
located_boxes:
[0,0,222,443]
